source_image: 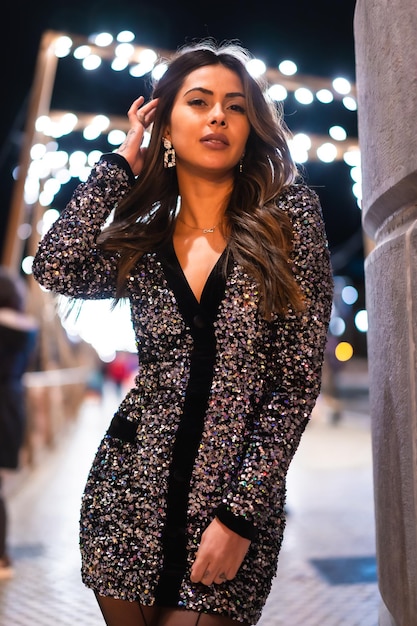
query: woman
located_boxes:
[0,267,38,579]
[32,40,333,626]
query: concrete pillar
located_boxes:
[354,2,417,625]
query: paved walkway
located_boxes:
[0,359,380,625]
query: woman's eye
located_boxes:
[188,99,206,107]
[229,104,246,113]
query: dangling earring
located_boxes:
[163,137,176,168]
[238,151,245,173]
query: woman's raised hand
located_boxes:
[116,96,159,176]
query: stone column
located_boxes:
[354,1,417,625]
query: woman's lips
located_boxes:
[200,133,230,148]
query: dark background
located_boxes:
[2,1,363,347]
[1,0,365,356]
[2,1,358,249]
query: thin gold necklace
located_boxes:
[177,216,219,234]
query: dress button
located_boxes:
[193,315,206,329]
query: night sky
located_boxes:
[2,0,360,277]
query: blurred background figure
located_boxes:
[104,350,137,400]
[0,266,38,579]
[320,333,346,424]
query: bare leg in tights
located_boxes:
[95,594,160,626]
[157,607,250,625]
[95,595,250,626]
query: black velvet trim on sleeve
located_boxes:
[215,504,257,541]
[99,152,136,185]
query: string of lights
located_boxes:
[7,29,365,364]
[20,29,361,215]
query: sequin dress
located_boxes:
[32,155,333,624]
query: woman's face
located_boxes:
[164,64,250,178]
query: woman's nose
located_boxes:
[210,118,226,126]
[209,105,227,126]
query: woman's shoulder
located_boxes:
[277,182,321,207]
[276,183,323,223]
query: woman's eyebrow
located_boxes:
[183,87,245,98]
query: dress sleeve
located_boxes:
[216,185,334,531]
[32,154,135,300]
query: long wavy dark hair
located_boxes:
[98,39,304,319]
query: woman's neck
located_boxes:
[176,169,233,228]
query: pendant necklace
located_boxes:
[177,216,219,234]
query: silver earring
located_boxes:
[163,137,176,168]
[239,158,243,173]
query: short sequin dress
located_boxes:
[32,154,333,624]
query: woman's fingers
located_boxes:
[116,97,159,175]
[190,518,251,587]
[214,571,229,585]
[190,556,208,584]
[191,562,231,586]
[128,96,158,129]
[139,97,159,127]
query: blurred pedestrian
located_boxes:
[105,351,133,398]
[0,267,38,579]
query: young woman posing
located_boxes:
[33,39,333,626]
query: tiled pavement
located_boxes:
[0,359,381,625]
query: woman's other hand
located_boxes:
[190,517,251,586]
[116,96,158,176]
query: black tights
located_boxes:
[95,594,250,626]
